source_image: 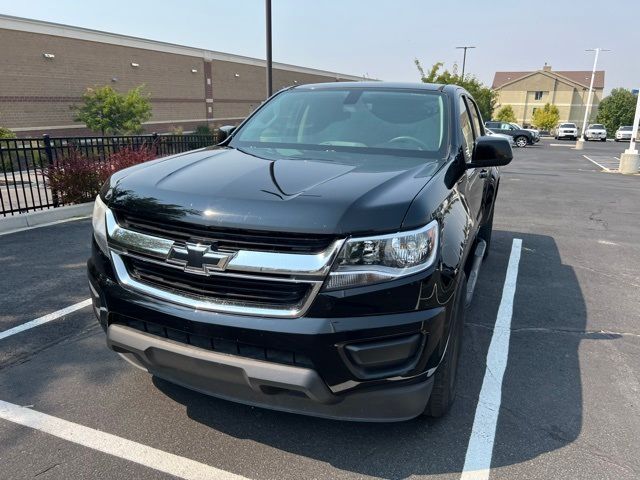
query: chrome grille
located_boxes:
[126,257,311,306]
[115,210,336,253]
[106,209,343,318]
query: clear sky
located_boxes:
[1,0,636,94]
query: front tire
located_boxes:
[424,274,467,418]
[601,138,606,142]
[515,136,528,148]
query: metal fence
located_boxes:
[0,133,217,217]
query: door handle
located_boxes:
[479,169,489,179]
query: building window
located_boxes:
[534,91,544,100]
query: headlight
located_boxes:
[92,195,110,257]
[324,220,439,290]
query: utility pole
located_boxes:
[575,48,609,150]
[456,46,475,79]
[619,90,640,173]
[265,0,273,98]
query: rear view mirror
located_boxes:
[217,125,237,143]
[469,136,513,168]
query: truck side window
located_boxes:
[459,97,474,162]
[465,97,483,139]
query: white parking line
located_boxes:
[0,400,247,480]
[582,155,610,171]
[0,299,92,341]
[460,238,522,480]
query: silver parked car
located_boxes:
[584,124,607,141]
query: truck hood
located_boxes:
[107,147,441,235]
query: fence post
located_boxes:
[152,132,159,157]
[43,134,59,207]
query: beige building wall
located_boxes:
[0,15,363,137]
[494,71,603,129]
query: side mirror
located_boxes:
[217,125,236,143]
[469,136,513,168]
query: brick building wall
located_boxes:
[0,15,364,137]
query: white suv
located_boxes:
[556,123,578,140]
[584,124,607,142]
[615,126,633,142]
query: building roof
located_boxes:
[0,14,365,81]
[492,69,605,90]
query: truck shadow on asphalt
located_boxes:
[154,230,614,478]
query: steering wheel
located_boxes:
[386,136,429,150]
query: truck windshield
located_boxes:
[230,88,448,161]
[590,124,605,129]
[560,123,576,128]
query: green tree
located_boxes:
[0,126,16,139]
[73,85,152,135]
[596,88,636,135]
[495,105,517,123]
[415,60,497,121]
[531,103,560,130]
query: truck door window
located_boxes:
[465,97,483,139]
[459,97,474,161]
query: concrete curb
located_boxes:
[0,202,94,234]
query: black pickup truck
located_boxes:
[88,82,512,421]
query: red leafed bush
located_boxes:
[103,144,156,175]
[47,145,156,204]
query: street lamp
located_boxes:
[265,0,273,98]
[619,90,640,174]
[455,46,475,79]
[575,48,610,150]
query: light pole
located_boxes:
[456,46,475,79]
[619,91,640,173]
[265,0,273,98]
[575,48,609,150]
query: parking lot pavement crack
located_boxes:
[34,463,61,477]
[0,325,101,372]
[588,208,609,231]
[465,322,640,339]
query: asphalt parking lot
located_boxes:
[1,138,639,480]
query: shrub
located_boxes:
[0,127,16,139]
[47,145,156,204]
[194,124,212,136]
[106,144,156,173]
[46,149,104,204]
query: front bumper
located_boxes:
[557,131,577,138]
[585,132,607,140]
[89,242,453,421]
[107,323,434,421]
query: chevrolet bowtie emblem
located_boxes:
[167,242,236,275]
